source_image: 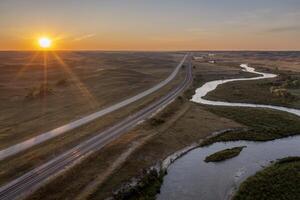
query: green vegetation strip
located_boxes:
[233,157,300,200]
[205,72,300,110]
[204,146,245,162]
[113,169,165,200]
[201,106,300,146]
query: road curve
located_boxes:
[0,54,188,161]
[0,54,193,200]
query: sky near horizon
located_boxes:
[1,0,300,50]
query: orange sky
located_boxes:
[1,0,300,50]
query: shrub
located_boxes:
[56,78,68,87]
[204,146,246,162]
[270,87,295,100]
[25,83,54,100]
[149,118,165,126]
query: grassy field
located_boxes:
[206,69,300,109]
[3,52,299,199]
[193,51,300,72]
[200,106,300,146]
[233,157,300,200]
[26,53,300,200]
[25,98,242,200]
[193,55,300,146]
[0,51,183,148]
[90,54,300,200]
[193,51,300,110]
[204,146,245,162]
[0,64,186,187]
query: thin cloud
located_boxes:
[186,28,211,33]
[267,25,300,33]
[74,34,96,41]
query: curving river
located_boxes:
[191,64,300,117]
[157,64,300,200]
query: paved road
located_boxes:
[0,54,188,161]
[0,54,193,200]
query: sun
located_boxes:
[38,37,52,49]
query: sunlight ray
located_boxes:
[13,52,40,81]
[51,52,99,108]
[42,51,49,115]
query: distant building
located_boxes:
[193,56,204,60]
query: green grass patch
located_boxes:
[201,106,300,146]
[205,75,300,109]
[233,157,300,200]
[204,146,245,162]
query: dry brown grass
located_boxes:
[0,66,185,187]
[39,61,254,199]
[7,52,297,199]
[194,51,300,72]
[26,97,241,200]
[0,52,183,148]
[24,59,256,199]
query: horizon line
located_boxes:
[0,49,300,52]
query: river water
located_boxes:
[157,136,300,200]
[157,64,300,200]
[191,64,300,117]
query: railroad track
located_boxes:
[0,54,193,200]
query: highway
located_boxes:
[0,54,188,161]
[0,54,193,200]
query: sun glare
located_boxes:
[38,37,52,49]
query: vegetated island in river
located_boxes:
[204,146,246,162]
[233,157,300,200]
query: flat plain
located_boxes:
[0,51,183,148]
[1,51,300,200]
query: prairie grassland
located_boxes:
[0,51,183,148]
[233,157,300,200]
